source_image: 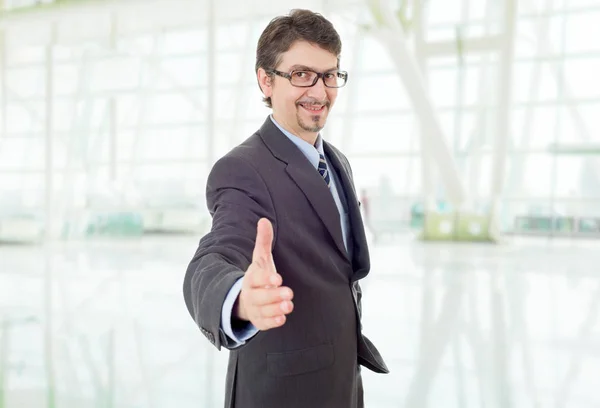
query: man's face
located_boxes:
[259,41,339,142]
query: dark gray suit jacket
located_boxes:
[183,117,388,408]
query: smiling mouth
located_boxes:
[298,103,326,113]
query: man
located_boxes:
[183,9,388,408]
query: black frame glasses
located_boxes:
[267,69,349,88]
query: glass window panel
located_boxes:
[511,106,560,148]
[116,94,182,128]
[558,104,594,143]
[565,11,600,53]
[579,158,600,199]
[425,26,456,42]
[186,125,209,160]
[144,93,199,124]
[6,24,49,48]
[6,67,45,99]
[437,111,457,145]
[470,153,494,197]
[427,56,456,69]
[90,57,142,92]
[553,156,588,197]
[563,58,600,99]
[356,37,394,73]
[135,127,197,160]
[245,86,271,120]
[51,138,74,169]
[321,117,344,147]
[54,63,80,96]
[429,68,458,108]
[163,29,207,54]
[349,156,421,195]
[519,0,558,14]
[560,104,600,143]
[6,102,45,133]
[565,0,600,6]
[217,22,252,50]
[130,163,205,184]
[213,121,237,157]
[462,65,483,107]
[54,42,106,62]
[122,125,207,161]
[513,61,559,102]
[505,153,553,198]
[6,45,45,66]
[216,52,251,85]
[0,138,43,170]
[115,131,135,161]
[516,16,564,58]
[457,112,477,150]
[57,14,111,43]
[330,86,348,113]
[468,0,489,20]
[354,74,410,112]
[152,56,207,89]
[426,0,464,25]
[0,173,43,196]
[347,114,416,154]
[215,87,241,121]
[116,34,156,55]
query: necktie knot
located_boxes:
[318,154,331,188]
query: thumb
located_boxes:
[252,218,274,269]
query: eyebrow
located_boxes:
[287,64,339,73]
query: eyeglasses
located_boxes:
[267,69,348,88]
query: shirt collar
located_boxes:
[269,115,324,168]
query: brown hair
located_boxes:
[255,9,342,108]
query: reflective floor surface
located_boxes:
[1,234,599,407]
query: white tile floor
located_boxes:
[0,234,599,407]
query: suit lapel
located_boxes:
[258,118,348,260]
[323,142,370,280]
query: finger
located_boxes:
[257,314,287,331]
[246,263,282,289]
[249,286,293,306]
[254,300,294,320]
[252,218,274,269]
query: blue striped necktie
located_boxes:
[318,154,331,188]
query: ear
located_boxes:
[257,68,273,99]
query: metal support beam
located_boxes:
[0,319,8,408]
[413,0,436,212]
[0,29,5,139]
[404,270,466,407]
[367,0,467,208]
[205,4,217,408]
[489,0,517,234]
[206,0,216,169]
[44,23,57,241]
[43,250,56,408]
[340,12,364,153]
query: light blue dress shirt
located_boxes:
[220,115,350,347]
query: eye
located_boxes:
[294,71,308,78]
[324,73,335,79]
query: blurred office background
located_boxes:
[0,0,599,406]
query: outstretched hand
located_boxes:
[235,218,294,330]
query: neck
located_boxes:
[272,112,318,146]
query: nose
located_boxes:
[306,77,327,100]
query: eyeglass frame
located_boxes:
[266,68,349,88]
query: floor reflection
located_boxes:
[1,235,599,407]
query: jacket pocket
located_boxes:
[267,343,334,377]
[357,334,389,374]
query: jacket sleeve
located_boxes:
[183,154,277,350]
